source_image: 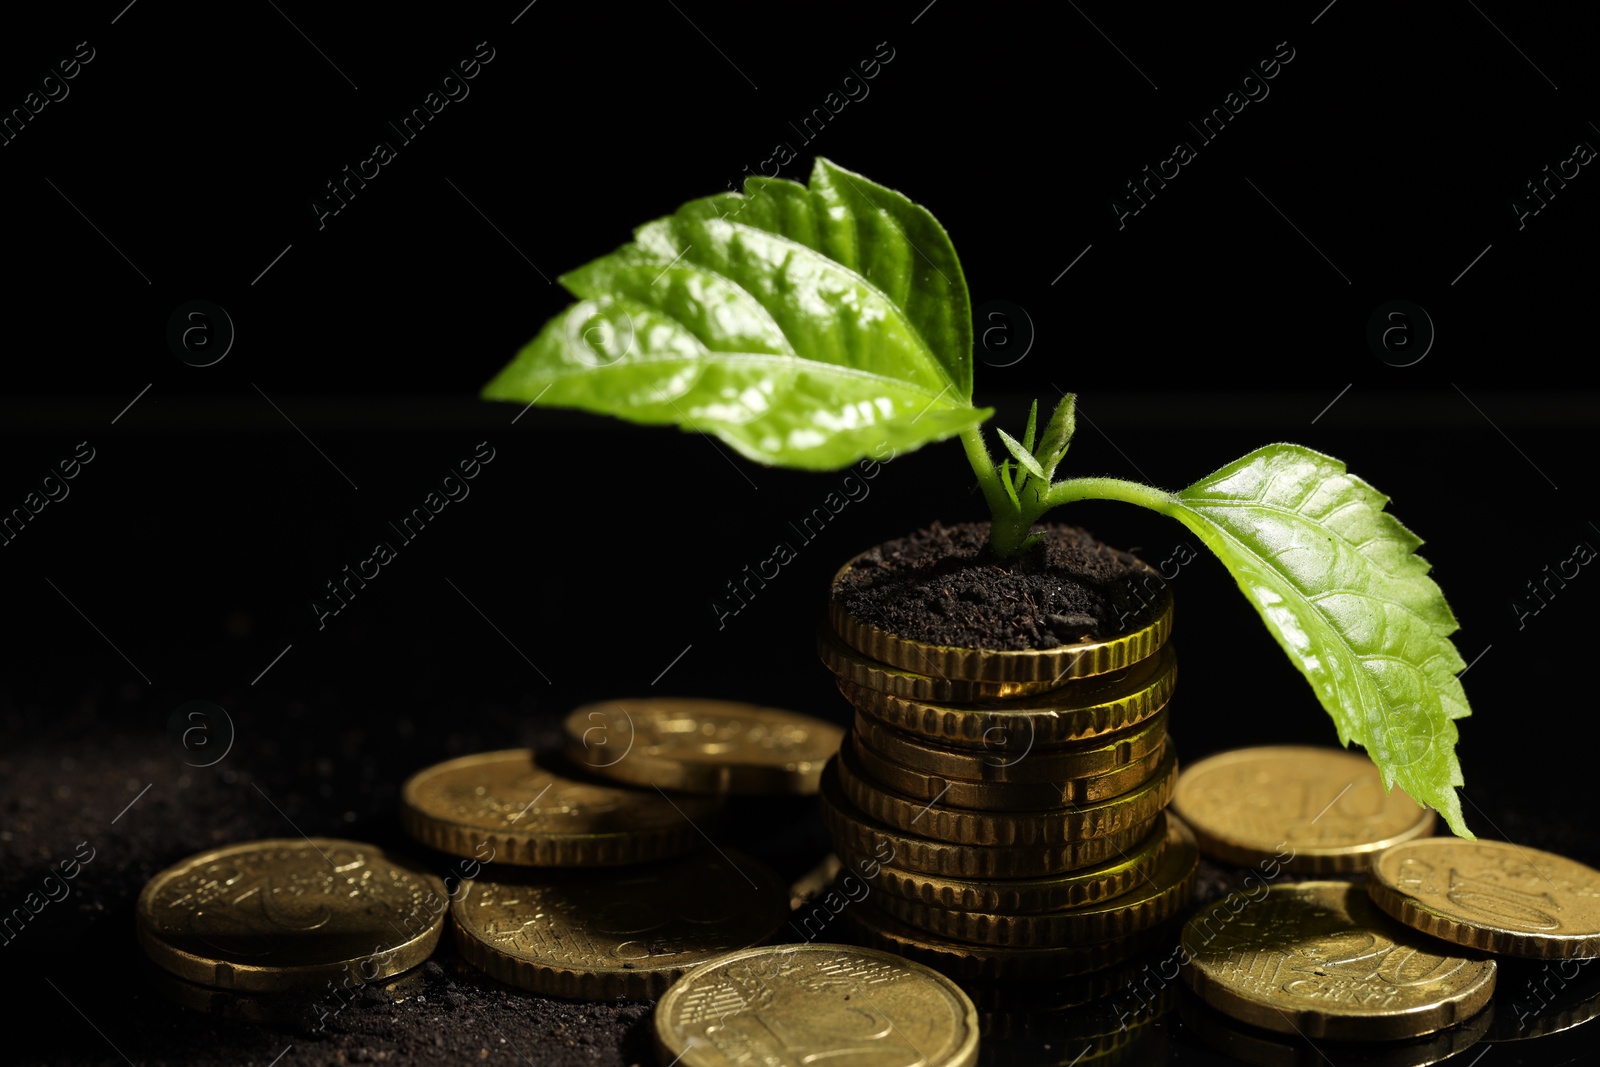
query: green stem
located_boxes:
[1039,477,1177,515]
[965,433,1183,557]
[960,424,1012,521]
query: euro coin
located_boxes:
[1172,745,1434,873]
[1181,881,1497,1040]
[872,812,1174,914]
[842,642,1175,749]
[655,943,979,1067]
[399,748,722,866]
[820,757,1160,878]
[562,697,843,794]
[451,848,788,1000]
[836,736,1177,846]
[880,815,1197,946]
[817,624,1059,702]
[850,725,1169,810]
[136,838,447,992]
[850,705,1168,785]
[848,898,1170,981]
[1369,837,1600,959]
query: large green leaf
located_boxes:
[1157,445,1472,837]
[482,158,986,470]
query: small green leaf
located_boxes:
[482,160,986,470]
[1023,400,1039,454]
[1156,445,1472,836]
[997,427,1046,483]
[1036,394,1077,482]
[998,459,1021,509]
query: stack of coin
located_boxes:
[816,552,1197,980]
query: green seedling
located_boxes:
[483,158,1473,837]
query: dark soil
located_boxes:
[831,522,1152,651]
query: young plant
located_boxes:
[482,158,1474,837]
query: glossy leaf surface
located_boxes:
[1159,445,1472,836]
[483,159,986,470]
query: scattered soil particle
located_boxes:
[831,522,1150,651]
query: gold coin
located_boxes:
[1368,837,1600,959]
[881,816,1197,946]
[847,898,1167,981]
[821,757,1161,879]
[135,838,447,992]
[843,643,1176,749]
[1181,881,1497,1041]
[399,748,721,866]
[1171,745,1435,873]
[852,728,1169,811]
[872,812,1174,913]
[451,848,788,1000]
[852,706,1167,785]
[561,697,844,795]
[655,943,980,1067]
[828,553,1172,684]
[836,736,1178,846]
[818,624,1059,701]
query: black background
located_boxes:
[3,2,1598,1065]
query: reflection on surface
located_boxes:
[1178,986,1491,1067]
[1485,955,1600,1042]
[975,969,1175,1067]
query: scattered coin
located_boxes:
[136,838,447,992]
[1369,837,1600,959]
[655,943,979,1067]
[1172,745,1434,873]
[1181,881,1497,1041]
[399,748,722,866]
[451,848,788,1000]
[562,697,844,794]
